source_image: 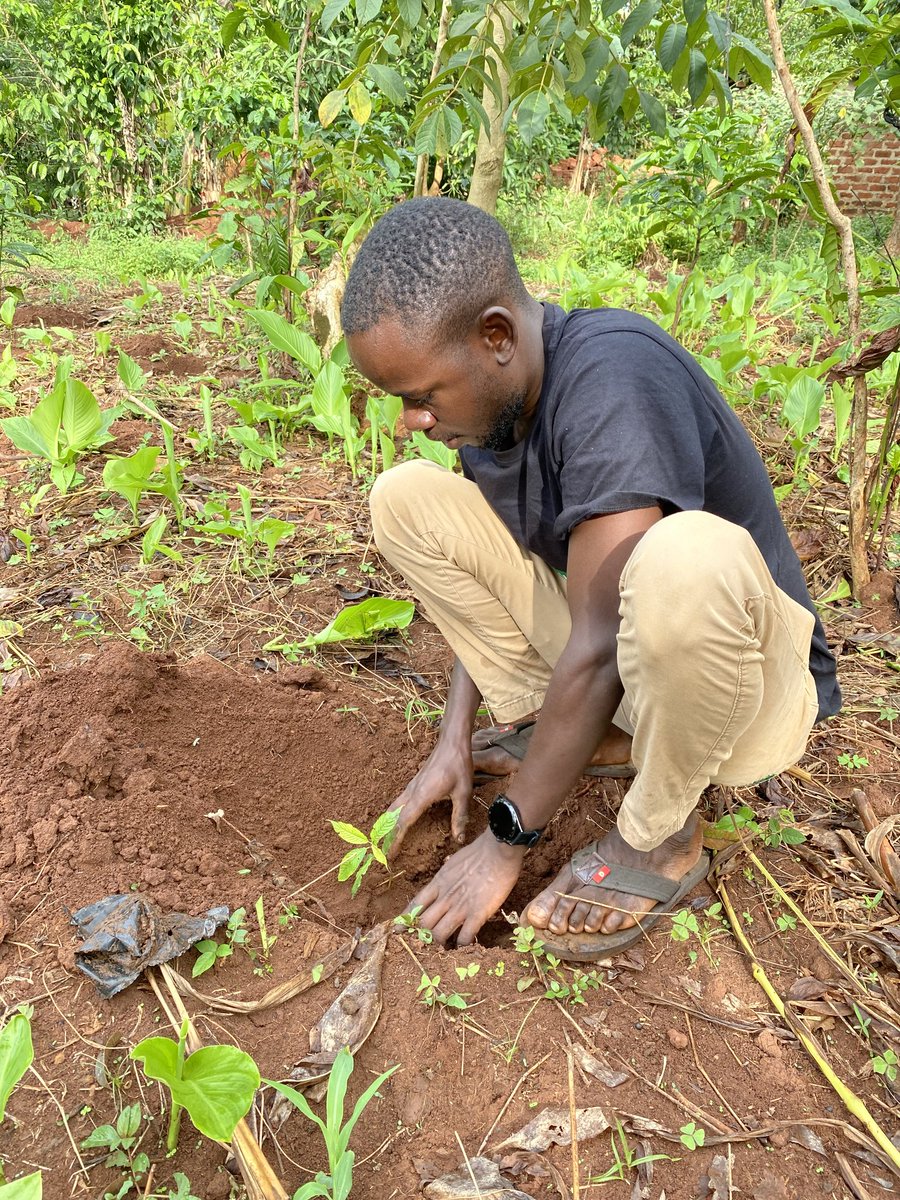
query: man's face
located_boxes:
[346,317,528,452]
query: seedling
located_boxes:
[80,1103,150,1197]
[192,940,232,979]
[837,752,869,773]
[195,484,294,564]
[679,1121,706,1150]
[141,514,183,566]
[417,973,468,1011]
[512,926,601,1006]
[0,1008,40,1195]
[1,361,116,493]
[591,1118,674,1183]
[776,911,798,932]
[332,809,400,896]
[393,906,433,944]
[131,1019,259,1152]
[267,1046,398,1200]
[670,903,728,966]
[273,597,415,652]
[255,895,275,962]
[873,1048,898,1084]
[455,963,480,981]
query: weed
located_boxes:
[80,1104,150,1199]
[837,752,869,772]
[591,1118,675,1184]
[332,809,400,896]
[394,906,434,945]
[512,925,602,1006]
[776,912,798,932]
[417,973,468,1011]
[670,903,728,966]
[873,1048,898,1084]
[679,1121,706,1150]
[268,1046,398,1200]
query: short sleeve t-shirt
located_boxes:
[460,304,841,722]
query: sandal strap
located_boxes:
[571,843,680,904]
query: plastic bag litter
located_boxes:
[70,893,229,998]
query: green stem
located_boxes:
[160,423,184,527]
[167,1018,189,1153]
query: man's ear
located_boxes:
[477,307,517,364]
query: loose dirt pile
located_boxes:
[2,645,897,1200]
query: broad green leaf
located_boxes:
[348,80,373,125]
[638,89,667,135]
[262,18,290,49]
[319,88,347,127]
[515,91,551,144]
[103,446,163,516]
[141,512,168,564]
[338,846,369,880]
[371,808,400,845]
[782,376,825,440]
[683,0,706,24]
[330,821,370,846]
[248,310,321,372]
[658,22,687,72]
[602,0,629,17]
[321,0,352,30]
[598,63,629,118]
[220,5,247,47]
[131,1037,259,1143]
[397,0,421,25]
[28,384,65,461]
[300,597,415,648]
[0,415,52,460]
[356,0,382,22]
[0,296,16,327]
[0,1011,34,1122]
[255,517,295,556]
[366,63,407,105]
[118,351,148,394]
[61,379,104,454]
[79,1124,118,1148]
[0,1172,42,1200]
[620,0,660,47]
[687,48,708,102]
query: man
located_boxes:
[341,197,841,959]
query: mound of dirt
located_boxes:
[13,302,95,330]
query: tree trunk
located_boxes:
[762,0,870,595]
[887,188,900,259]
[466,3,511,215]
[414,0,452,197]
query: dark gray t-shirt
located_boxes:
[460,304,841,722]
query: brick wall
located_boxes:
[828,132,900,215]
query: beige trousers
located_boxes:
[371,460,819,851]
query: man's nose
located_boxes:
[402,406,436,433]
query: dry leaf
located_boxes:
[787,977,831,1001]
[752,1173,789,1200]
[496,1106,610,1152]
[570,1043,629,1087]
[423,1157,535,1199]
[706,1151,733,1199]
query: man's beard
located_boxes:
[480,391,527,451]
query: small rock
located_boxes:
[768,1128,791,1148]
[757,1029,783,1059]
[666,1027,689,1050]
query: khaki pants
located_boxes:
[371,460,819,851]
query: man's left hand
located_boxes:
[406,830,526,946]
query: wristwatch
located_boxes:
[488,794,544,848]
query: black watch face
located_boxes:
[489,797,518,842]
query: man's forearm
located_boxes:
[437,658,483,745]
[503,644,622,832]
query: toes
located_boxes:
[547,895,578,935]
[565,901,596,934]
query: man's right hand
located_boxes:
[387,738,474,858]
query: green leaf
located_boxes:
[366,63,407,105]
[602,0,629,17]
[103,446,163,516]
[515,92,551,145]
[79,1124,119,1149]
[300,597,415,648]
[638,89,667,135]
[248,310,321,372]
[348,80,373,125]
[598,64,629,117]
[414,107,463,157]
[0,1011,34,1122]
[131,1038,259,1142]
[658,22,687,72]
[255,517,295,556]
[683,0,706,24]
[61,379,104,454]
[782,376,825,440]
[262,18,290,49]
[397,0,421,25]
[620,0,661,48]
[687,48,709,102]
[318,89,347,128]
[321,0,352,29]
[356,0,382,23]
[330,821,369,846]
[220,5,247,48]
[0,1172,42,1200]
[371,808,400,845]
[338,846,369,880]
[0,416,52,461]
[118,351,148,395]
[116,1104,142,1140]
[192,951,218,977]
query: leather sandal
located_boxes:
[472,720,636,784]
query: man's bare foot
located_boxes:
[524,814,703,936]
[471,722,633,778]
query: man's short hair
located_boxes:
[341,197,530,346]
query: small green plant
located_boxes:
[0,1007,40,1195]
[192,908,251,976]
[873,1048,898,1084]
[140,514,183,566]
[761,808,807,849]
[332,809,400,896]
[393,906,433,944]
[417,973,468,1011]
[511,925,602,1005]
[670,910,700,941]
[863,890,884,911]
[267,597,415,656]
[103,446,182,521]
[679,1121,706,1150]
[80,1104,150,1199]
[268,1046,397,1200]
[775,912,798,932]
[591,1118,674,1184]
[837,752,869,773]
[195,483,294,564]
[455,963,480,981]
[131,1019,259,1153]
[1,361,116,492]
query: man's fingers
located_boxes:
[449,791,470,845]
